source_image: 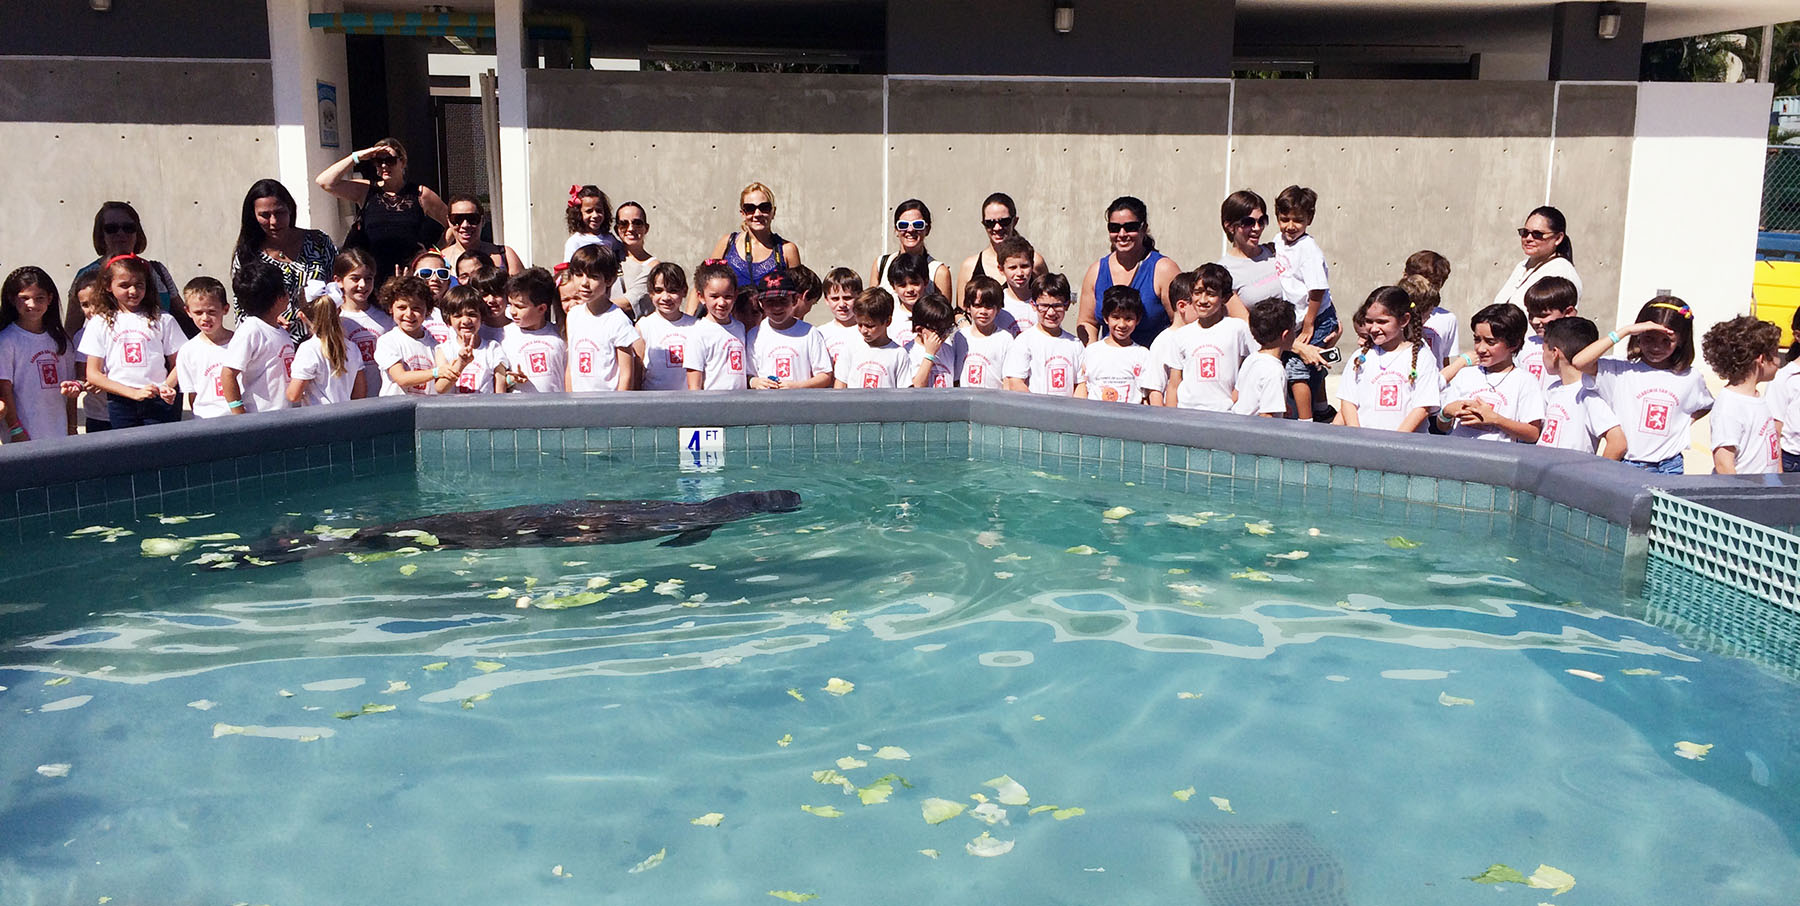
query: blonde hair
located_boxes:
[740,181,775,206]
[309,292,350,378]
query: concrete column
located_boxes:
[1548,2,1645,81]
[265,0,353,237]
[495,0,532,262]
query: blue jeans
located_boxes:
[107,394,179,429]
[1783,449,1800,473]
[1624,453,1686,474]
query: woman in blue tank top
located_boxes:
[706,181,803,292]
[1078,196,1182,346]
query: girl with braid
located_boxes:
[1336,285,1442,433]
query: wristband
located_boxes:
[431,367,440,380]
[351,151,360,165]
[1607,330,1622,346]
[1460,353,1475,367]
[8,425,22,436]
[921,353,937,364]
[227,399,244,410]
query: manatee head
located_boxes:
[747,490,803,513]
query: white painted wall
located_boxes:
[266,0,353,238]
[1616,81,1774,342]
[494,0,531,261]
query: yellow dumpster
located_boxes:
[1754,258,1800,345]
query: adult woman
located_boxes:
[1077,196,1182,346]
[437,194,522,276]
[613,201,660,317]
[230,179,338,343]
[1212,190,1281,320]
[70,201,192,337]
[314,138,449,287]
[707,182,802,290]
[956,192,1047,294]
[870,199,954,300]
[1492,205,1582,310]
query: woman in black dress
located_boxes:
[314,137,449,289]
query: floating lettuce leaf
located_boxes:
[1269,550,1309,560]
[140,537,196,558]
[823,677,854,696]
[398,564,418,576]
[1528,864,1576,895]
[347,548,417,564]
[45,676,72,687]
[691,813,724,827]
[921,798,965,824]
[1028,805,1056,816]
[421,662,448,671]
[983,775,1029,805]
[800,804,843,818]
[382,681,410,694]
[1177,692,1203,700]
[1466,863,1528,885]
[1438,692,1474,707]
[767,892,818,902]
[1674,741,1713,761]
[1210,796,1234,814]
[873,746,910,761]
[1565,669,1604,682]
[1102,506,1134,520]
[1052,807,1085,820]
[1173,787,1196,801]
[1064,545,1099,556]
[1385,536,1422,549]
[627,848,666,873]
[969,802,1007,825]
[836,756,868,771]
[776,734,793,748]
[965,832,1014,858]
[857,779,893,805]
[473,661,505,673]
[535,591,609,610]
[811,769,854,792]
[1230,568,1272,582]
[787,688,806,702]
[386,529,440,546]
[460,692,491,709]
[1244,521,1275,535]
[1621,667,1662,676]
[918,849,939,859]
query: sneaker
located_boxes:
[1311,405,1337,424]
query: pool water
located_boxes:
[2,458,1797,905]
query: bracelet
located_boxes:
[350,151,360,165]
[431,367,440,380]
[8,425,22,436]
[227,399,244,410]
[921,353,937,364]
[1607,330,1622,346]
[1460,353,1475,367]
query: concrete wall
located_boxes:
[0,59,281,293]
[521,72,1679,336]
[886,0,1233,78]
[1548,2,1647,81]
[268,0,354,239]
[0,1,270,59]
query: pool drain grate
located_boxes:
[1178,819,1349,906]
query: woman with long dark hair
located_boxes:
[1077,196,1181,345]
[231,179,338,343]
[1492,205,1582,311]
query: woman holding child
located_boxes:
[1492,205,1583,311]
[1077,196,1182,346]
[1211,189,1283,321]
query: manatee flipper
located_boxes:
[658,526,718,547]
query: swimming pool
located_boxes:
[4,439,1798,904]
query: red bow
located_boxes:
[703,258,728,267]
[552,262,570,274]
[567,185,581,208]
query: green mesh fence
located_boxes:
[1645,491,1800,672]
[1765,145,1800,233]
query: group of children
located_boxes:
[2,198,1798,478]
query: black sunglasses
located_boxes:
[1517,228,1558,240]
[449,213,482,226]
[103,223,139,235]
[740,201,774,215]
[1233,215,1268,229]
[1106,220,1144,234]
[982,217,1016,230]
[616,218,648,229]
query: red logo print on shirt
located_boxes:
[281,348,295,379]
[123,341,144,365]
[1198,357,1217,380]
[775,354,794,379]
[358,339,376,360]
[727,343,744,373]
[667,340,684,366]
[967,363,984,385]
[931,369,949,388]
[457,368,478,392]
[1643,403,1670,433]
[861,370,882,388]
[578,351,593,374]
[1541,418,1560,445]
[38,362,58,386]
[1049,366,1067,390]
[1528,363,1543,379]
[529,351,547,373]
[1378,383,1401,408]
[213,372,225,397]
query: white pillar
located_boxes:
[265,0,352,237]
[494,0,532,263]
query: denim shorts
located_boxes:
[1783,449,1800,473]
[1284,306,1341,383]
[1623,453,1686,475]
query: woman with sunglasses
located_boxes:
[613,201,660,318]
[707,182,802,293]
[229,179,339,343]
[71,201,193,338]
[438,194,522,276]
[1492,205,1582,311]
[1077,196,1182,346]
[1211,190,1282,320]
[315,138,449,289]
[956,192,1047,297]
[870,199,953,300]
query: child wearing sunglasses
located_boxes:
[411,251,455,345]
[871,199,953,302]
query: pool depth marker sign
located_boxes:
[680,427,725,471]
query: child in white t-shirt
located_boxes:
[686,260,749,391]
[1166,263,1256,412]
[329,248,392,395]
[173,279,234,419]
[1337,285,1443,433]
[748,269,833,389]
[637,263,699,391]
[1002,273,1083,396]
[833,288,913,388]
[1518,276,1578,390]
[499,268,567,393]
[995,236,1036,336]
[433,286,505,394]
[1436,304,1545,442]
[564,244,643,392]
[77,255,186,427]
[1768,311,1800,473]
[373,276,440,396]
[1402,250,1458,368]
[220,262,296,415]
[70,276,111,432]
[906,293,965,388]
[1141,270,1203,406]
[1077,286,1151,404]
[882,253,932,347]
[1700,314,1783,475]
[1233,298,1297,417]
[287,285,367,406]
[957,276,1014,390]
[816,268,864,369]
[0,266,81,442]
[1273,186,1341,421]
[1572,296,1713,473]
[1535,316,1625,458]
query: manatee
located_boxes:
[253,490,802,563]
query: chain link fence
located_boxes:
[1766,145,1800,233]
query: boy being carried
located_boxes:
[1272,185,1340,422]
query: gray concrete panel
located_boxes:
[525,70,885,134]
[0,60,276,126]
[1233,80,1557,138]
[0,1,271,60]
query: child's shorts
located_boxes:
[1783,449,1800,473]
[1284,306,1340,383]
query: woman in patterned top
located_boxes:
[230,179,338,343]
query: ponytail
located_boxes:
[309,293,350,378]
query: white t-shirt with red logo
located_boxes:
[1139,324,1183,398]
[437,336,504,394]
[1516,335,1555,390]
[374,329,439,396]
[422,311,453,345]
[1537,378,1620,455]
[0,324,74,439]
[816,320,860,368]
[835,338,913,389]
[907,331,967,388]
[1169,318,1256,411]
[340,307,392,395]
[749,320,832,384]
[1443,364,1545,442]
[1080,339,1149,403]
[957,325,1013,389]
[289,335,366,406]
[1001,293,1037,336]
[500,323,568,393]
[175,335,232,418]
[1421,308,1460,367]
[1593,358,1713,464]
[224,316,297,412]
[1231,350,1287,416]
[1339,342,1443,432]
[637,311,697,391]
[1708,389,1780,474]
[567,303,639,392]
[1003,326,1084,397]
[1766,360,1800,457]
[687,318,749,390]
[77,308,187,390]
